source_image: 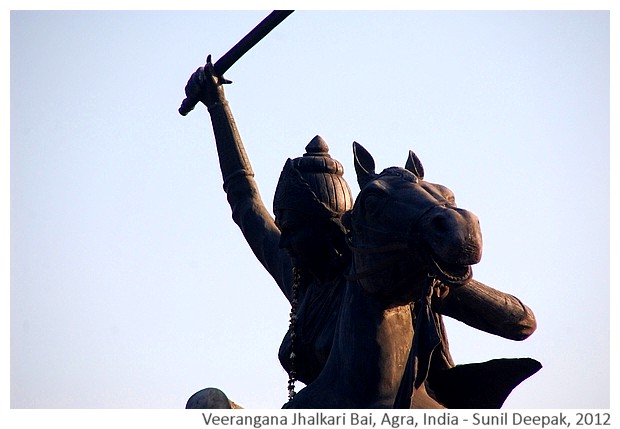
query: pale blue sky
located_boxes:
[8,8,612,410]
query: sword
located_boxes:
[179,10,294,116]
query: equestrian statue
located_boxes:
[180,12,540,409]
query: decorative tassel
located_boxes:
[287,266,300,401]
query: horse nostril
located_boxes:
[431,214,449,233]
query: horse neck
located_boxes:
[326,280,415,407]
[351,245,430,305]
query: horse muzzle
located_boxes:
[418,206,483,284]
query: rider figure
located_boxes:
[183,57,537,408]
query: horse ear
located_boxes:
[353,142,376,188]
[405,150,424,180]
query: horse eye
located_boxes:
[363,193,384,214]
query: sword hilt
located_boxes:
[179,95,200,116]
[179,10,293,116]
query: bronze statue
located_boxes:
[284,143,540,408]
[182,55,540,408]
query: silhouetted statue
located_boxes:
[182,58,540,409]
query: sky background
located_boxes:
[8,6,614,411]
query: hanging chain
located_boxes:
[287,266,300,401]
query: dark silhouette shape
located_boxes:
[283,143,540,408]
[181,59,540,409]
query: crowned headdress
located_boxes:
[273,136,353,221]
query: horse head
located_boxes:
[345,142,482,303]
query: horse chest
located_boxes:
[338,288,415,381]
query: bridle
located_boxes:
[346,202,449,281]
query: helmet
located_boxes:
[273,135,353,220]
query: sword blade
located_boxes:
[179,10,294,116]
[214,10,293,76]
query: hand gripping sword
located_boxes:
[178,10,294,116]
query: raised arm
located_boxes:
[183,58,293,300]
